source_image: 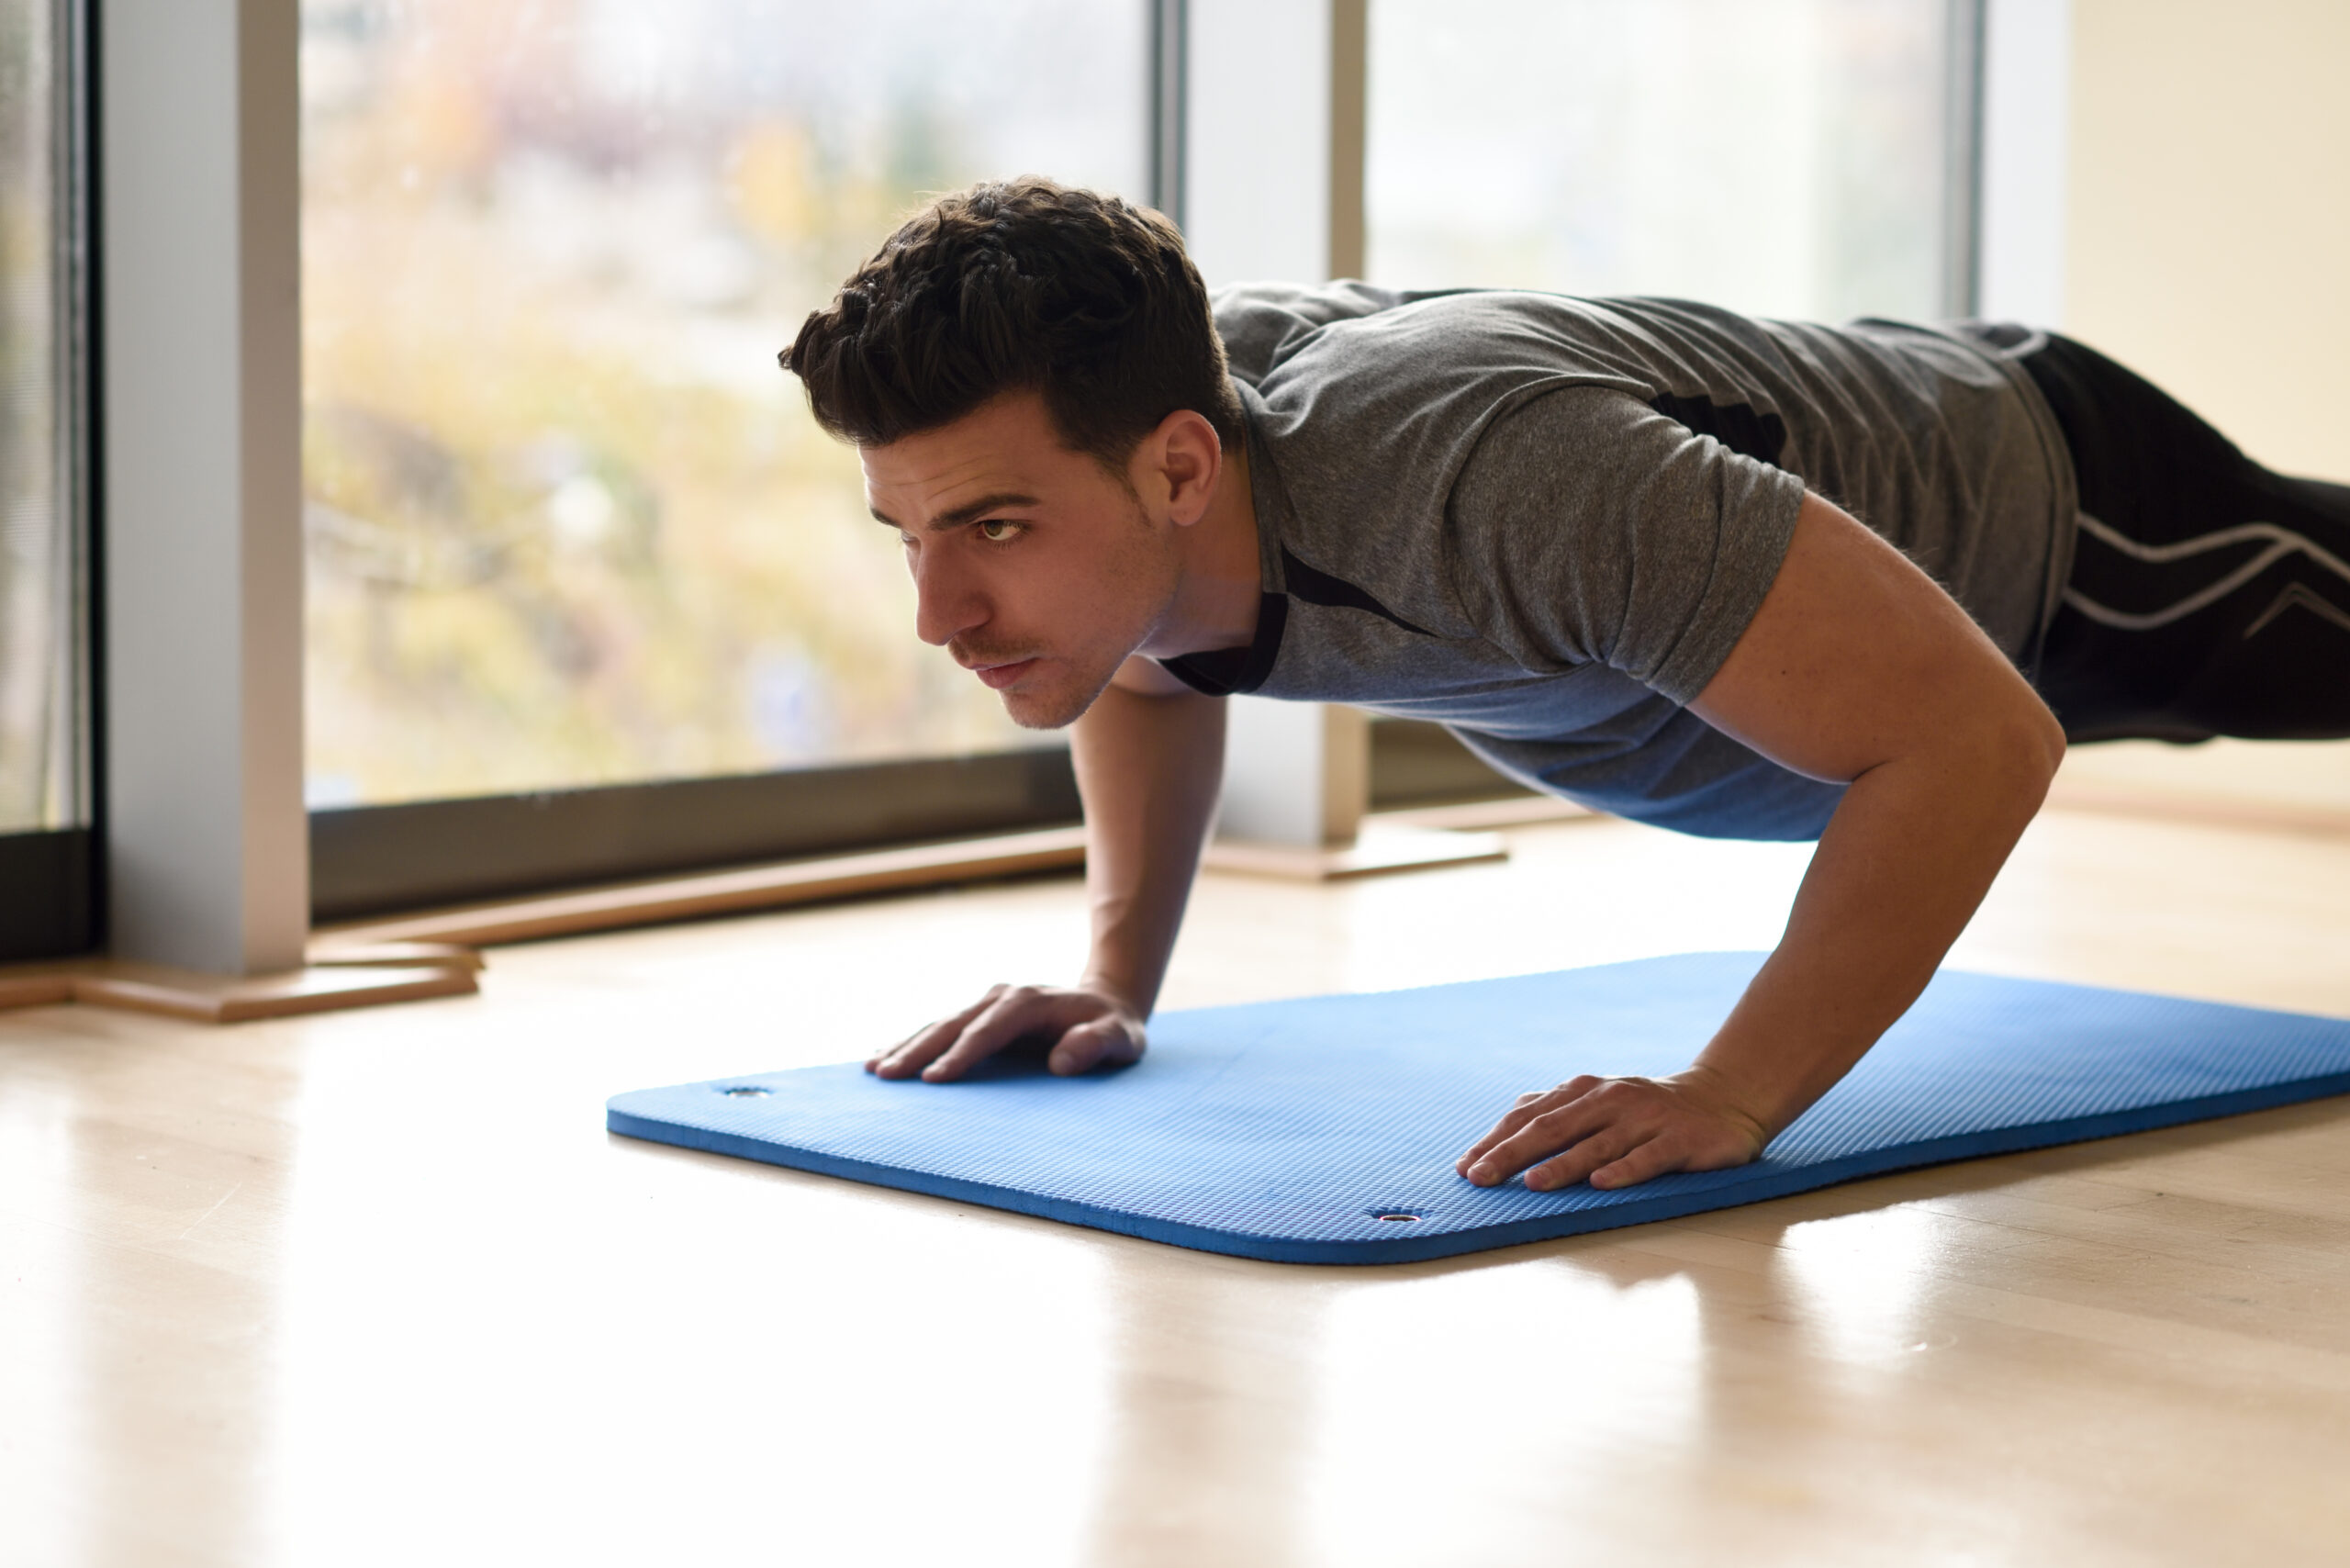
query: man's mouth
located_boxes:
[970,657,1039,690]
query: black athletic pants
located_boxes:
[2018,332,2350,744]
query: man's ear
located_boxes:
[1142,409,1223,528]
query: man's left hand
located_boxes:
[1455,1069,1773,1192]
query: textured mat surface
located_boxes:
[606,953,2350,1264]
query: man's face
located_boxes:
[862,390,1183,729]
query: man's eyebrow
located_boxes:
[868,492,1041,533]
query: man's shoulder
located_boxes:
[1212,282,1586,367]
[1210,280,1416,384]
[1214,285,1694,411]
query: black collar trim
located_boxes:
[1278,547,1436,636]
[1155,593,1288,697]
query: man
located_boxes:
[780,177,2350,1194]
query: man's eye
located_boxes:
[978,519,1021,543]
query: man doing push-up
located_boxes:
[778,177,2350,1194]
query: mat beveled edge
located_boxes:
[1155,956,2350,1040]
[607,1068,2350,1265]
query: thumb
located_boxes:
[1048,1016,1141,1075]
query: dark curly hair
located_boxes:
[779,177,1245,468]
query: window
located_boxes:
[0,0,80,834]
[299,0,1150,812]
[1367,0,1975,321]
[0,0,91,959]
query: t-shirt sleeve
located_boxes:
[1446,385,1808,706]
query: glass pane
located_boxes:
[301,0,1148,808]
[1368,0,1955,322]
[0,0,80,834]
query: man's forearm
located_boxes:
[1070,681,1226,1017]
[1690,716,2063,1137]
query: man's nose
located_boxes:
[911,551,987,649]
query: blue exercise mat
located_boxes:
[606,953,2350,1264]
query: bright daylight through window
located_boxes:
[0,0,79,838]
[1369,0,1964,322]
[300,0,1148,810]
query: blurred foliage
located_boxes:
[301,0,1135,805]
[0,0,67,833]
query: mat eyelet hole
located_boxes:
[720,1085,772,1098]
[1370,1209,1422,1223]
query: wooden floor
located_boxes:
[4,803,2348,1567]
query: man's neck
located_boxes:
[1154,439,1264,656]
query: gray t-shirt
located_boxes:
[1158,284,2078,841]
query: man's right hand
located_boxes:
[867,660,1219,1089]
[867,983,1148,1082]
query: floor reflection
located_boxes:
[1081,1252,1326,1567]
[0,1011,297,1568]
[0,1067,90,1568]
[264,1011,1125,1568]
[1069,1196,1930,1566]
[1769,1204,1949,1366]
[1299,1248,1708,1565]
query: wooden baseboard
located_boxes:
[304,939,488,970]
[1202,823,1508,881]
[0,971,75,1012]
[0,958,479,1023]
[79,962,479,1023]
[318,824,1090,949]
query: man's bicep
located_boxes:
[1686,493,2053,784]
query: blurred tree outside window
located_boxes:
[1368,0,1961,322]
[0,0,79,836]
[301,0,1147,808]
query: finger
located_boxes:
[1459,1077,1606,1175]
[1455,1077,1599,1173]
[1458,1100,1572,1178]
[869,990,1000,1078]
[1595,1116,1763,1187]
[917,991,1036,1082]
[1473,1077,1658,1184]
[871,988,999,1071]
[870,1018,970,1079]
[874,991,1001,1081]
[923,987,1082,1082]
[1526,1125,1647,1192]
[1046,1016,1143,1076]
[1457,1108,1551,1175]
[1588,1136,1686,1191]
[1464,1100,1610,1186]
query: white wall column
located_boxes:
[1216,702,1368,849]
[1977,0,2072,327]
[101,0,308,973]
[1186,0,1372,850]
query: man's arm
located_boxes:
[1460,491,2066,1190]
[867,657,1224,1080]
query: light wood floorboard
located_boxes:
[2,804,2346,1567]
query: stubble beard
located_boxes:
[1001,656,1125,731]
[1001,505,1181,731]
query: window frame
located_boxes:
[1,0,97,963]
[310,750,1086,924]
